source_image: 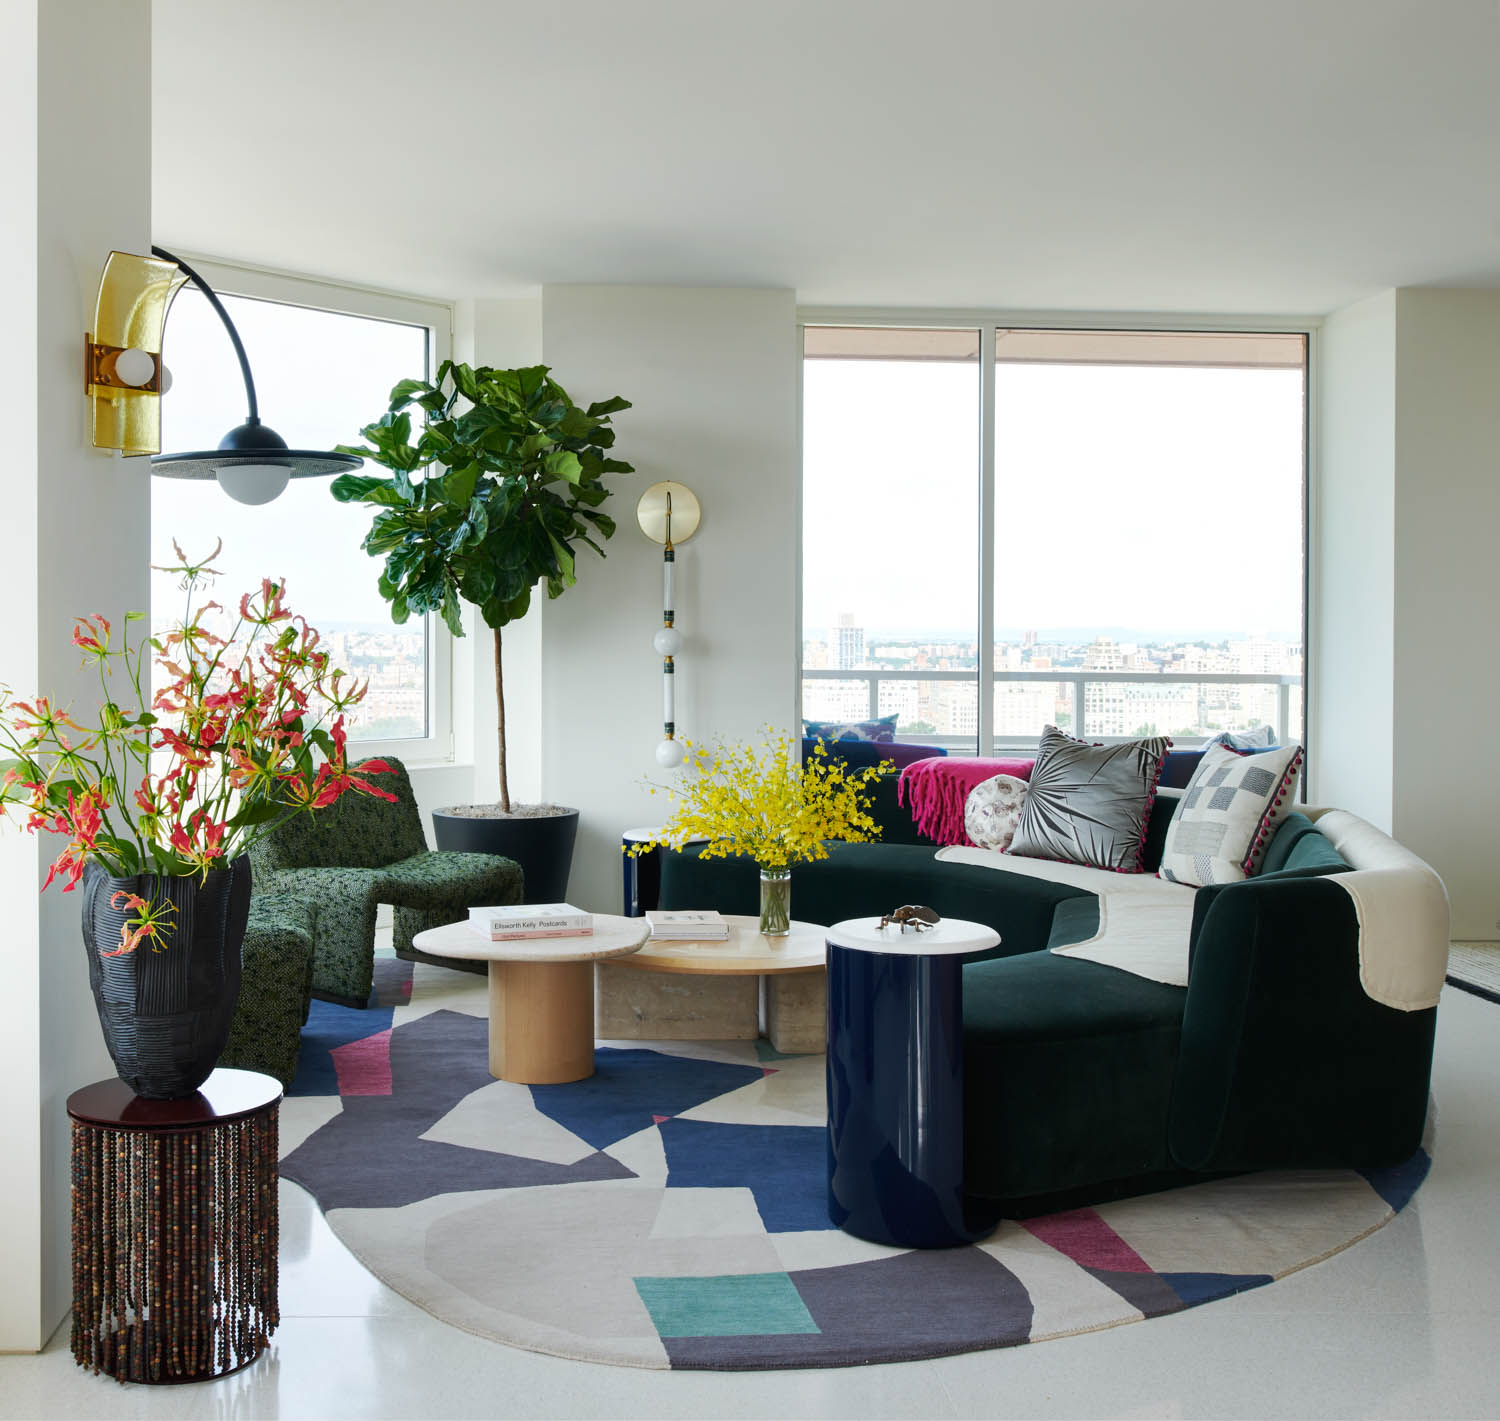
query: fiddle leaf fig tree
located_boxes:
[333,362,632,812]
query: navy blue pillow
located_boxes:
[802,714,897,744]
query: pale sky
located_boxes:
[150,290,427,627]
[802,357,1305,643]
[153,301,1305,650]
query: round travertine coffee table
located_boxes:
[411,915,648,1084]
[598,915,827,1051]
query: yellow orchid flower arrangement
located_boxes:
[629,731,892,870]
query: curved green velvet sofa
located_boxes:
[659,794,1446,1217]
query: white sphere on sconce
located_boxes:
[112,346,157,387]
[159,364,173,394]
[655,738,686,768]
[654,627,683,656]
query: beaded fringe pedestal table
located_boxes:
[67,1068,282,1384]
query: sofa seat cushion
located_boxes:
[378,851,524,912]
[937,842,1197,985]
[660,841,1091,959]
[963,952,1186,1202]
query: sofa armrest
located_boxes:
[1169,875,1436,1173]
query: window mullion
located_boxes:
[978,327,996,756]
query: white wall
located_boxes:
[538,286,799,912]
[1309,291,1396,828]
[1390,290,1500,941]
[1314,286,1500,939]
[0,0,152,1349]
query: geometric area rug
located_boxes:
[280,957,1433,1371]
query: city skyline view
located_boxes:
[800,331,1307,749]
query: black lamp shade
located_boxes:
[151,419,362,480]
[146,247,363,490]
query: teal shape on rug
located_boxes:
[634,1272,821,1338]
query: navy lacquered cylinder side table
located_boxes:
[825,917,1001,1249]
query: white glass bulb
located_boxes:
[656,738,686,768]
[653,627,683,656]
[217,463,291,505]
[113,347,156,387]
[159,363,173,394]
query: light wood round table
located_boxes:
[411,915,649,1084]
[599,915,828,1051]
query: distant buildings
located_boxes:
[802,625,1303,746]
[835,613,865,670]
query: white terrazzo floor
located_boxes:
[3,988,1498,1420]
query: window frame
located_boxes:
[157,255,457,766]
[795,307,1319,767]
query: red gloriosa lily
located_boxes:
[0,545,394,948]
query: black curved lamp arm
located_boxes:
[152,244,259,422]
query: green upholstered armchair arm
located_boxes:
[1169,875,1436,1175]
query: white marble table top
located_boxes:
[826,916,1001,958]
[412,913,649,964]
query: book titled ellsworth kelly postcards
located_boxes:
[468,903,593,940]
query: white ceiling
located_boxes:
[152,0,1500,315]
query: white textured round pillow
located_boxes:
[964,773,1029,851]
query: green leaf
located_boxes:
[451,362,480,402]
[331,473,407,506]
[542,450,583,484]
[387,377,431,409]
[585,395,631,418]
[439,590,465,639]
[229,799,285,827]
[440,463,480,507]
[546,531,576,584]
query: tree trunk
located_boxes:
[494,624,510,813]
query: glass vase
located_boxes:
[758,866,792,937]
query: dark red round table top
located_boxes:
[67,1068,283,1130]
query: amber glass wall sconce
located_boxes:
[85,246,362,504]
[86,251,185,456]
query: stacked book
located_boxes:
[469,903,593,941]
[645,909,730,941]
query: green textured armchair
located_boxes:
[218,892,317,1087]
[249,757,524,1006]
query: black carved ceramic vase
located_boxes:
[81,857,252,1099]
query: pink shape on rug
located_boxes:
[652,1114,671,1125]
[762,1067,779,1077]
[1022,1208,1154,1274]
[330,1028,394,1096]
[898,757,1036,846]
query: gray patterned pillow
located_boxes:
[1158,743,1304,886]
[1007,727,1171,873]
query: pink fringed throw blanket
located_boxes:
[898,757,1037,846]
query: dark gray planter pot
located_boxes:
[432,807,580,904]
[81,856,252,1099]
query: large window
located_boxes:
[150,264,450,754]
[801,325,1307,754]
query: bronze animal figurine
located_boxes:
[877,904,941,932]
